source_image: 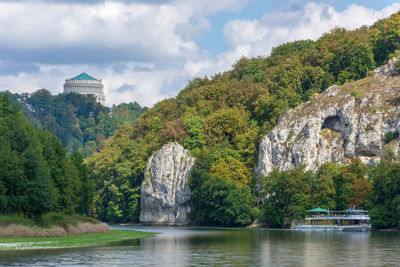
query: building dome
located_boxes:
[63,72,105,105]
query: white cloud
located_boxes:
[224,19,268,48]
[0,1,399,108]
[0,0,248,62]
[222,2,400,59]
[183,2,400,84]
[0,1,196,61]
[0,0,248,106]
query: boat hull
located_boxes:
[296,224,371,232]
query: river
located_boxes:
[1,226,400,266]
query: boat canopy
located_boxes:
[307,208,329,213]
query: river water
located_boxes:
[1,225,400,266]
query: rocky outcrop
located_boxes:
[255,66,400,178]
[374,57,398,76]
[139,142,195,225]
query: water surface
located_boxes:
[1,225,400,266]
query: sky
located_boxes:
[0,0,400,107]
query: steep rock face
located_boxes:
[255,68,400,178]
[140,142,195,225]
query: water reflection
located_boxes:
[0,226,400,266]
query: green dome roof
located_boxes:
[70,72,98,81]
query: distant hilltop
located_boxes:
[63,72,105,105]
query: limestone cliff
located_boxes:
[255,61,400,178]
[139,142,195,225]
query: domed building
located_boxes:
[63,73,105,105]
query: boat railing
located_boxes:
[309,210,369,217]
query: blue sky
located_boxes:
[0,0,399,106]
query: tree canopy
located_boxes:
[0,93,93,217]
[85,11,400,224]
[7,89,146,157]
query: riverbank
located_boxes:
[0,213,110,238]
[0,222,110,238]
[0,229,154,251]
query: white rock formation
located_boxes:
[255,70,400,179]
[374,57,398,76]
[139,142,195,225]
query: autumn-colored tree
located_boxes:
[85,12,400,225]
[209,156,251,186]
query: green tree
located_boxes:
[209,156,251,186]
[307,167,336,209]
[261,168,308,227]
[38,129,74,213]
[370,11,400,65]
[367,160,400,228]
[0,93,54,216]
[336,159,369,209]
[70,152,94,215]
[271,40,314,58]
[11,89,146,157]
[182,114,206,156]
[204,108,248,145]
[190,174,255,226]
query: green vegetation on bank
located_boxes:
[261,159,370,227]
[0,93,93,219]
[87,12,400,227]
[0,230,153,251]
[0,90,144,234]
[6,89,146,157]
[0,213,98,229]
[261,154,400,229]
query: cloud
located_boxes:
[115,83,136,93]
[0,0,174,5]
[0,61,39,75]
[0,2,196,64]
[183,2,400,82]
[0,0,248,64]
[103,63,191,106]
[222,2,400,58]
[0,0,248,106]
[0,1,399,108]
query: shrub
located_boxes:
[351,89,364,101]
[385,131,398,143]
[39,212,99,228]
[0,215,36,227]
[395,60,400,72]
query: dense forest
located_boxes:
[8,89,146,157]
[2,12,400,229]
[86,12,400,228]
[0,90,146,222]
[0,93,93,218]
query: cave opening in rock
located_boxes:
[321,115,341,130]
[356,151,378,157]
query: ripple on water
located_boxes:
[1,227,400,266]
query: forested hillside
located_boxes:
[87,11,400,226]
[8,89,146,157]
[0,93,92,217]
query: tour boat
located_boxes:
[296,208,372,231]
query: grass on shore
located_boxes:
[0,213,110,238]
[0,213,99,229]
[0,229,154,251]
